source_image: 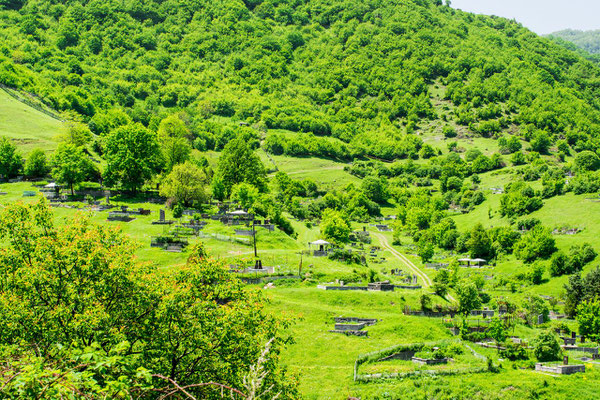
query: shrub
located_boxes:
[500,342,529,361]
[533,331,562,362]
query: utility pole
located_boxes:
[253,223,258,258]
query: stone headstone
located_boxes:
[563,356,569,365]
[106,194,110,204]
[572,332,577,339]
[537,314,544,325]
[159,209,165,222]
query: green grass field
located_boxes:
[0,89,64,154]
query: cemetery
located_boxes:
[354,342,488,382]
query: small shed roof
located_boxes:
[309,239,331,246]
[228,210,249,215]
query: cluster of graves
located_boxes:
[318,279,417,292]
[329,317,378,337]
[389,269,421,289]
[552,225,582,235]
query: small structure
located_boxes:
[309,239,332,257]
[471,309,495,318]
[368,281,395,292]
[535,360,585,375]
[152,209,174,225]
[458,258,487,267]
[374,224,392,232]
[330,317,377,337]
[412,357,449,365]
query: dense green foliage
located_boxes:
[3,0,600,161]
[0,200,298,398]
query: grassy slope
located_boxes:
[0,89,63,154]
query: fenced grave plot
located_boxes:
[354,341,487,381]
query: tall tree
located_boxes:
[160,161,207,207]
[103,123,163,194]
[0,137,23,179]
[51,143,89,195]
[217,138,266,196]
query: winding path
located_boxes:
[374,232,456,302]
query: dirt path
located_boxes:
[373,232,432,287]
[374,232,456,302]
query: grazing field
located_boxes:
[0,89,63,154]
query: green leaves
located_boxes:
[103,123,163,193]
[0,200,298,397]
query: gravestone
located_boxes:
[106,194,110,204]
[159,209,165,222]
[563,356,569,365]
[572,332,577,339]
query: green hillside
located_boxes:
[2,0,600,399]
[0,88,63,153]
[549,29,600,54]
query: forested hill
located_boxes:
[549,29,600,55]
[2,0,600,160]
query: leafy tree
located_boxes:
[530,132,551,154]
[499,181,543,217]
[433,269,450,297]
[488,318,507,351]
[160,161,207,207]
[529,261,545,285]
[0,200,298,397]
[24,148,49,178]
[320,209,350,244]
[456,281,481,316]
[231,183,260,210]
[565,268,600,317]
[51,143,90,195]
[522,295,550,326]
[211,175,227,202]
[577,298,600,344]
[63,123,92,147]
[418,242,434,264]
[217,138,267,196]
[514,226,557,263]
[564,273,586,317]
[103,123,163,193]
[0,137,22,179]
[574,150,600,171]
[533,331,562,362]
[466,223,494,259]
[158,115,192,172]
[361,176,389,204]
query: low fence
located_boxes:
[197,231,251,245]
[354,341,487,382]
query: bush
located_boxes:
[500,342,529,361]
[514,226,557,263]
[533,331,562,362]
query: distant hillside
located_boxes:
[2,0,600,159]
[549,29,600,54]
[0,87,63,153]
